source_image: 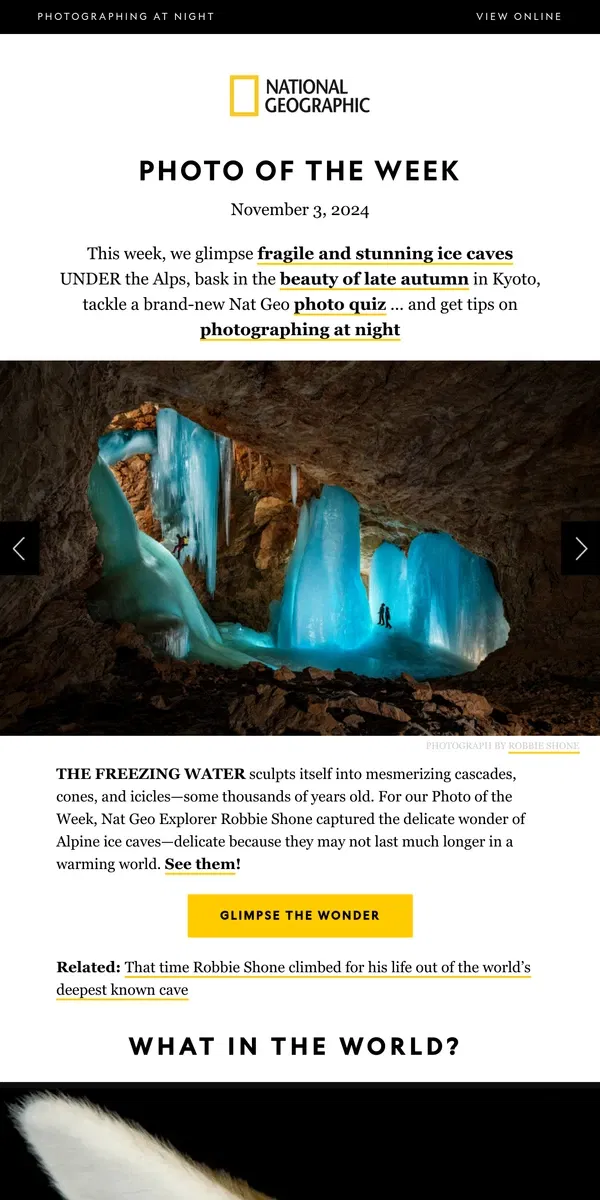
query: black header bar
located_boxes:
[2,8,599,35]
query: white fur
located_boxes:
[12,1093,266,1200]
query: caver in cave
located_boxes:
[0,360,599,736]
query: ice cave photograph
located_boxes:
[1,360,599,736]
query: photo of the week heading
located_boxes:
[138,160,459,181]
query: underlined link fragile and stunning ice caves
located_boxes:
[91,409,509,681]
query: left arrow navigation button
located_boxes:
[0,521,40,575]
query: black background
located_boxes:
[0,1083,594,1198]
[2,8,599,35]
[2,1086,423,1199]
[3,1085,421,1198]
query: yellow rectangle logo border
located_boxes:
[230,75,259,117]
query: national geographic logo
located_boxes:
[229,76,370,116]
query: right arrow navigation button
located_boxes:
[575,536,588,562]
[561,521,600,576]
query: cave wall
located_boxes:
[1,359,599,724]
[0,363,113,638]
[111,454,161,540]
[0,363,118,723]
[107,401,162,539]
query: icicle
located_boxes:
[181,421,220,595]
[162,626,190,660]
[290,464,298,506]
[217,434,233,546]
[276,501,312,648]
[151,408,181,520]
[151,409,221,596]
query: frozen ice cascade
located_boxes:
[290,464,298,506]
[406,533,509,664]
[273,486,371,651]
[98,429,157,466]
[369,536,509,666]
[369,541,408,627]
[150,409,221,595]
[90,409,509,679]
[88,453,252,669]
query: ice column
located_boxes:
[276,501,312,648]
[183,421,220,595]
[150,407,181,535]
[277,485,370,651]
[406,532,509,664]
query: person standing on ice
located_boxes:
[378,602,386,626]
[173,533,189,561]
[385,605,392,629]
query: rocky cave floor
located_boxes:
[6,623,600,737]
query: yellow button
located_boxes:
[188,894,413,938]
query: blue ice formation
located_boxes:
[290,464,298,506]
[151,409,223,595]
[273,500,310,650]
[98,429,157,466]
[89,408,508,680]
[369,533,509,664]
[86,455,252,669]
[99,413,232,597]
[369,542,409,627]
[407,532,509,663]
[222,496,503,677]
[273,486,371,651]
